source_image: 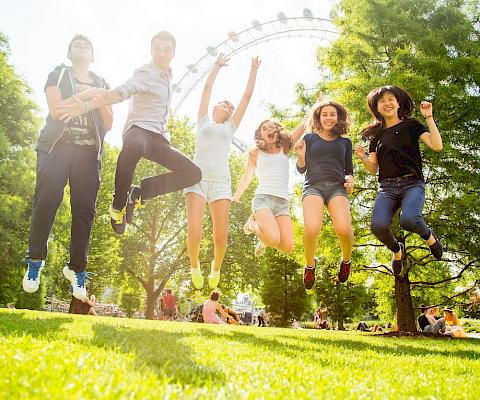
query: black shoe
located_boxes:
[338,260,351,283]
[125,186,143,224]
[110,206,126,235]
[392,242,405,276]
[303,260,316,290]
[428,231,443,260]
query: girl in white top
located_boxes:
[185,54,260,290]
[233,119,305,256]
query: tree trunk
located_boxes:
[394,273,417,332]
[145,288,156,320]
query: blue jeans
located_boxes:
[371,176,431,252]
[28,142,100,271]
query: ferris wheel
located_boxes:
[171,8,340,151]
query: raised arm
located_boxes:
[232,57,261,127]
[418,101,443,152]
[198,54,230,120]
[232,148,258,202]
[290,117,307,143]
[354,144,379,175]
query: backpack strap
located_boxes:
[56,67,66,88]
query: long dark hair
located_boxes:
[254,119,292,152]
[307,101,350,137]
[362,85,414,140]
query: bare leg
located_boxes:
[302,195,325,266]
[328,196,354,262]
[186,193,206,269]
[209,199,231,271]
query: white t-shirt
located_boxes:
[193,115,237,182]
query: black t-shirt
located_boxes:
[417,314,430,331]
[44,71,107,148]
[368,119,427,182]
[300,133,353,185]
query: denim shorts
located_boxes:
[252,194,290,217]
[184,179,231,203]
[302,181,348,205]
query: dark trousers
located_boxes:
[112,126,202,210]
[29,143,100,271]
[371,176,431,252]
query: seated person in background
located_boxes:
[203,291,229,324]
[357,321,370,331]
[221,304,240,325]
[417,304,431,332]
[292,318,302,329]
[423,306,446,334]
[69,289,97,316]
[443,307,467,338]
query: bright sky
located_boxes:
[1,0,335,147]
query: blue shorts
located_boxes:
[302,181,348,205]
[252,194,289,217]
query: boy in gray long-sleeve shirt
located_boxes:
[58,31,202,234]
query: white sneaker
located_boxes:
[22,258,45,293]
[190,267,204,289]
[208,265,221,290]
[243,215,256,235]
[62,266,87,301]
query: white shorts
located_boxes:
[184,180,232,203]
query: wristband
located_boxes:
[425,114,433,119]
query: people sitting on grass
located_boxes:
[417,305,467,337]
[203,291,230,324]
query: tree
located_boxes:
[259,248,308,326]
[0,32,40,306]
[318,0,480,331]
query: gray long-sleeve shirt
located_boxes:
[115,62,172,141]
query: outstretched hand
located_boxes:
[251,56,261,69]
[215,53,230,67]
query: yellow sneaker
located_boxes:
[190,267,204,289]
[208,263,221,290]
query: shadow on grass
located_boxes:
[196,328,480,362]
[89,323,225,387]
[0,310,74,338]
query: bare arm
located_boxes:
[418,101,442,151]
[198,54,229,120]
[232,57,261,127]
[232,149,258,202]
[216,303,230,319]
[354,144,379,175]
[57,89,122,122]
[290,119,307,143]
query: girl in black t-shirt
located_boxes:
[295,101,354,289]
[355,85,444,274]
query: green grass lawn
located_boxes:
[1,309,480,399]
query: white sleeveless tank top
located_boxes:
[255,149,289,200]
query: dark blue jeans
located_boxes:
[371,176,431,253]
[28,143,100,271]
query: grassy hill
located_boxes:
[1,309,479,399]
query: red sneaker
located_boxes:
[338,260,351,283]
[303,261,316,290]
